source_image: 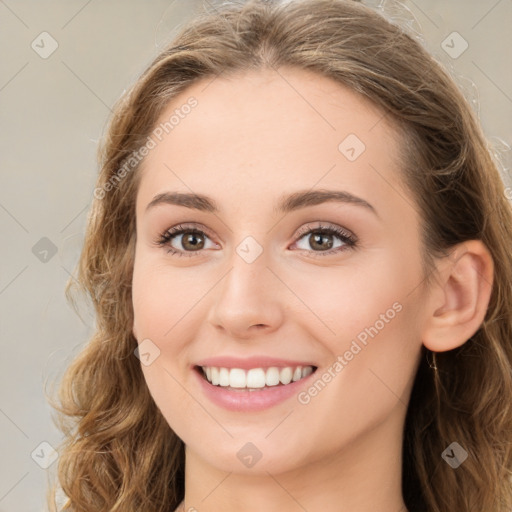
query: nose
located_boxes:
[207,251,285,340]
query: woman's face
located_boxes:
[132,67,430,475]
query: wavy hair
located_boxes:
[47,0,512,510]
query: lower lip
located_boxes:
[194,368,317,412]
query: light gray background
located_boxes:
[1,0,511,510]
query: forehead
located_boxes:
[136,66,407,219]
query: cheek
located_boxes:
[284,255,423,454]
[132,257,206,433]
[282,247,424,414]
[282,248,421,349]
[131,255,209,402]
[132,256,200,339]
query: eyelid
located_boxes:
[166,222,217,240]
[294,221,355,242]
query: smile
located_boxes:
[198,365,316,390]
[193,362,319,411]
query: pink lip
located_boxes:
[194,356,317,370]
[192,361,318,412]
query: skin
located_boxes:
[131,66,494,512]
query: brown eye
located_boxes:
[156,224,217,257]
[293,223,357,257]
[180,231,205,251]
[307,232,334,251]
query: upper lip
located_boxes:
[194,356,318,370]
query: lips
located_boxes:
[192,356,318,408]
[193,358,319,411]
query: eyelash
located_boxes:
[154,222,357,258]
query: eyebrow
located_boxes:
[145,189,378,217]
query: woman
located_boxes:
[47,0,512,510]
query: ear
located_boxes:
[422,240,494,352]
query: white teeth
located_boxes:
[279,367,293,385]
[219,367,230,386]
[200,365,315,389]
[246,368,266,388]
[302,366,313,378]
[266,367,280,386]
[229,368,246,388]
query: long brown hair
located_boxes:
[47,0,512,510]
